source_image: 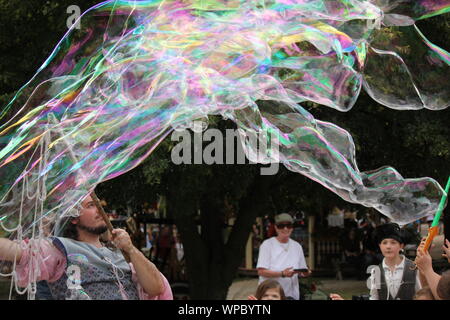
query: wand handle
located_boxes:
[422,176,450,252]
[423,226,439,252]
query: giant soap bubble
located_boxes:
[0,0,449,283]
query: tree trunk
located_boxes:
[223,175,273,285]
[166,175,273,299]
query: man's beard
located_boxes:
[77,222,108,235]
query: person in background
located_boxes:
[340,227,362,278]
[256,213,311,300]
[360,220,383,280]
[154,225,173,273]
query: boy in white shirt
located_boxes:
[331,223,421,300]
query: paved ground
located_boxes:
[227,277,368,300]
[227,278,259,300]
[0,278,12,300]
[2,276,368,300]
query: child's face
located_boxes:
[261,288,281,300]
[379,238,404,258]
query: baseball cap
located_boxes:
[275,213,294,224]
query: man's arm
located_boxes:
[416,248,441,300]
[257,267,296,278]
[420,269,441,300]
[257,268,282,278]
[416,237,442,299]
[112,229,164,296]
[0,238,65,288]
[419,271,428,288]
[0,238,23,262]
[128,246,164,296]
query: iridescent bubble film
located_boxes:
[0,0,448,247]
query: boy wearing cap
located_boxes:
[256,213,311,300]
[369,223,422,300]
[330,223,422,300]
